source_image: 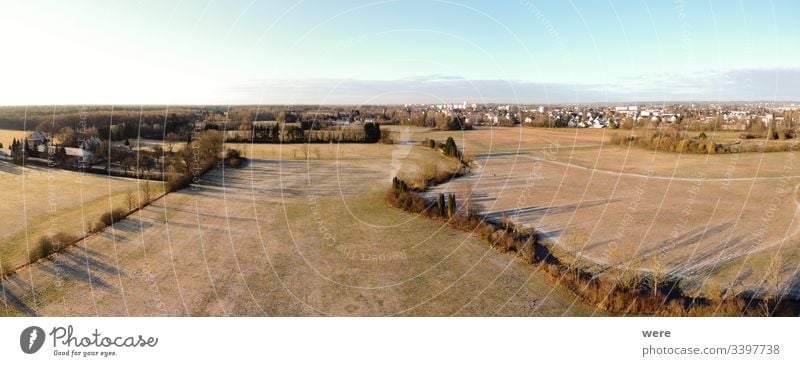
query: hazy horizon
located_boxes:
[1,0,798,104]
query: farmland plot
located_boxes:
[1,144,594,316]
[425,128,800,298]
[0,162,164,272]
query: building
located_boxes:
[64,147,94,168]
[333,117,351,126]
[78,137,102,151]
[26,131,49,145]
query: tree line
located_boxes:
[225,122,384,143]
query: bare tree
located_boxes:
[165,132,177,153]
[142,180,152,204]
[456,181,482,217]
[562,228,589,272]
[649,255,667,298]
[761,253,785,316]
[126,189,135,211]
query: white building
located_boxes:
[333,117,351,126]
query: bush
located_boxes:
[98,208,128,228]
[224,149,247,168]
[385,189,432,215]
[166,172,192,192]
[30,232,80,263]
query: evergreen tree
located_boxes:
[363,122,379,142]
[443,136,459,158]
[447,193,456,217]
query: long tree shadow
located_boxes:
[37,250,120,291]
[483,197,621,222]
[474,151,529,159]
[0,276,38,316]
[0,243,124,315]
[105,216,155,233]
[0,160,23,175]
[776,268,800,313]
[637,222,735,259]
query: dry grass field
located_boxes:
[5,125,794,316]
[0,129,27,151]
[0,142,594,316]
[0,163,164,274]
[425,127,800,300]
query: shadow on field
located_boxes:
[105,217,155,234]
[631,222,739,270]
[0,161,23,175]
[483,197,621,222]
[38,249,121,291]
[474,151,530,159]
[781,270,800,301]
[1,276,38,316]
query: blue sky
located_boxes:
[0,0,798,104]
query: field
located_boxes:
[0,129,26,151]
[0,162,164,274]
[0,142,594,316]
[5,125,797,316]
[422,127,800,300]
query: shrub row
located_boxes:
[611,130,800,154]
[4,191,164,277]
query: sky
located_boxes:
[0,0,798,105]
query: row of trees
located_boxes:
[435,193,456,218]
[226,122,384,144]
[611,128,800,154]
[0,106,212,141]
[8,138,28,164]
[422,136,464,161]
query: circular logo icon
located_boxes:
[20,326,45,354]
